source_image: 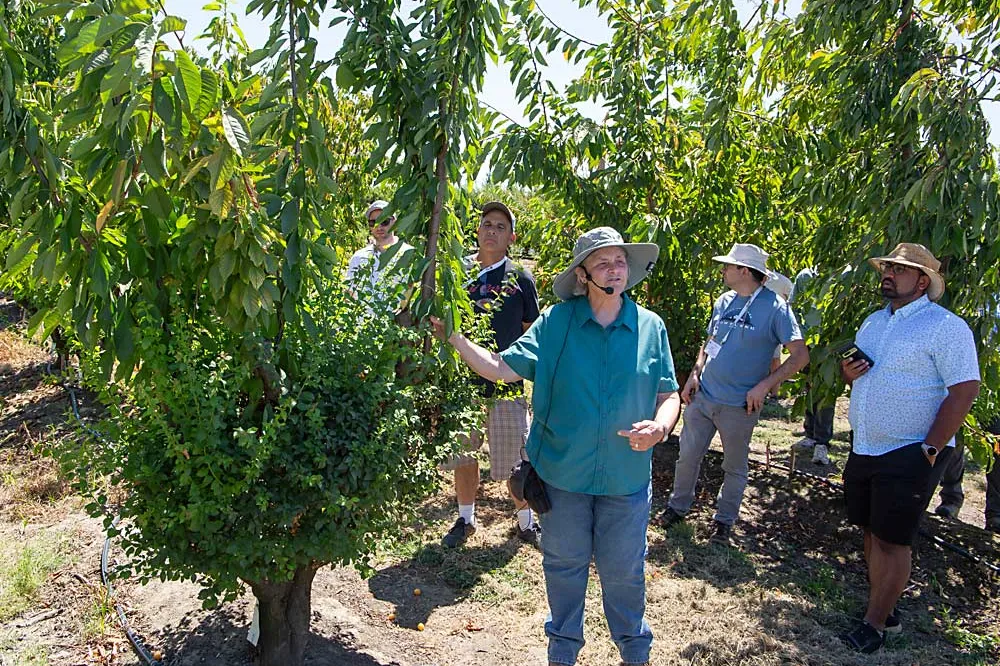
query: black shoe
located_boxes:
[987,518,1000,534]
[441,517,476,548]
[935,503,961,519]
[710,521,732,545]
[516,522,541,548]
[856,610,901,634]
[840,620,884,653]
[659,508,685,529]
[885,612,902,634]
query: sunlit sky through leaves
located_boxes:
[170,0,999,145]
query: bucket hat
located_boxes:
[552,227,659,301]
[765,271,793,301]
[868,242,945,301]
[712,243,769,274]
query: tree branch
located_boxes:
[479,100,524,128]
[939,53,1000,79]
[535,0,600,48]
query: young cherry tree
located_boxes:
[5,0,492,663]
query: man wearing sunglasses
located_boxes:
[839,243,980,654]
[346,200,414,305]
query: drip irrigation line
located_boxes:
[43,346,162,665]
[33,344,999,656]
[102,517,161,665]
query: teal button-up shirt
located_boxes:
[500,295,679,496]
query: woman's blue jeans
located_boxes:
[539,481,653,665]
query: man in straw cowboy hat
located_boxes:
[432,226,681,666]
[661,243,809,544]
[839,242,980,653]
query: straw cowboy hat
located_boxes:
[552,227,659,301]
[868,242,945,301]
[712,243,769,274]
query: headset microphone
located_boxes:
[584,269,615,295]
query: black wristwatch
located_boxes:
[920,442,938,458]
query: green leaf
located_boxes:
[5,235,36,272]
[160,16,187,35]
[117,0,154,13]
[174,50,203,118]
[221,105,251,157]
[195,68,219,121]
[141,130,168,182]
[134,19,161,83]
[114,315,135,363]
[218,250,236,282]
[280,200,298,235]
[335,65,357,90]
[143,185,173,219]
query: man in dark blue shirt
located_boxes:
[439,202,541,548]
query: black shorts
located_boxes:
[843,442,952,546]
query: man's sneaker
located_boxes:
[709,521,732,545]
[840,620,884,653]
[884,612,902,634]
[935,503,961,519]
[659,508,685,529]
[812,444,831,465]
[857,611,902,634]
[795,437,816,449]
[516,522,541,548]
[441,517,476,548]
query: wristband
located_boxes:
[921,442,938,458]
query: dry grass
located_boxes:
[0,314,996,665]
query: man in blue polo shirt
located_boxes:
[839,243,980,654]
[662,243,808,544]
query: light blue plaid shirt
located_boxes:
[848,296,980,456]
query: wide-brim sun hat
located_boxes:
[552,227,659,301]
[868,242,945,301]
[712,243,769,274]
[764,271,793,301]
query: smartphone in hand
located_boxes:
[836,341,874,367]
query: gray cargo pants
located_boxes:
[668,391,761,526]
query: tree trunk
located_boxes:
[249,565,318,666]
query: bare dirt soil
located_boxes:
[2,301,998,666]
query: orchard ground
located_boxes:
[1,302,998,666]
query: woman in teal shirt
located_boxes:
[433,227,681,666]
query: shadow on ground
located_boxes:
[367,538,522,626]
[648,442,1000,664]
[152,604,396,666]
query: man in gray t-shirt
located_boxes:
[661,243,808,543]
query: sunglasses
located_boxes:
[878,262,919,276]
[368,218,392,227]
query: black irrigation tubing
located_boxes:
[34,346,999,656]
[725,449,1000,575]
[42,350,162,665]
